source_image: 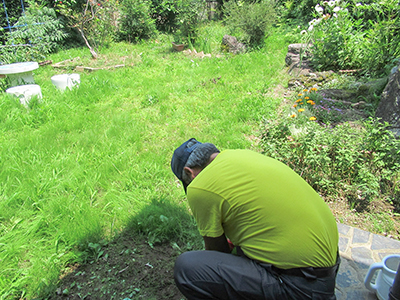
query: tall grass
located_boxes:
[0,23,290,299]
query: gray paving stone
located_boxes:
[336,222,400,300]
[337,260,360,288]
[344,289,376,300]
[337,223,351,235]
[351,247,375,266]
[354,260,373,271]
[371,234,400,250]
[339,236,349,252]
[353,228,371,244]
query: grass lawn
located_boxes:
[0,23,291,299]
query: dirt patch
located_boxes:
[47,199,400,300]
[327,196,400,240]
[47,200,400,300]
[48,232,183,300]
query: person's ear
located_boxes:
[183,166,195,180]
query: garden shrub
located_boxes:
[361,1,400,75]
[0,0,23,44]
[303,1,365,71]
[86,0,120,47]
[300,0,400,76]
[223,0,277,48]
[53,0,120,54]
[150,0,179,33]
[260,113,400,212]
[180,0,206,42]
[118,0,158,42]
[1,1,68,63]
[276,0,318,25]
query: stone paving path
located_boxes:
[336,223,400,300]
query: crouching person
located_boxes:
[170,138,340,300]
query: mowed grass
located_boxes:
[0,24,290,299]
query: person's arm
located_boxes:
[203,234,231,253]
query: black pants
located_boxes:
[174,250,339,300]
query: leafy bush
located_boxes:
[54,0,121,57]
[361,1,400,75]
[118,0,158,42]
[86,0,120,47]
[299,0,400,76]
[0,1,68,63]
[223,0,277,48]
[0,0,22,44]
[303,1,365,71]
[260,116,400,212]
[150,0,180,32]
[177,0,206,43]
[276,0,318,24]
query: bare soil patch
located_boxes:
[48,232,183,300]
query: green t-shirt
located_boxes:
[187,149,338,269]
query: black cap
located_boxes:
[171,138,202,192]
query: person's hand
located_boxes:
[227,239,235,251]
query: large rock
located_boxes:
[221,35,246,54]
[376,64,400,136]
[285,43,313,76]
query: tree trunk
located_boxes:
[77,28,98,59]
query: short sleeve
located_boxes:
[187,188,225,237]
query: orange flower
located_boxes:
[296,99,302,103]
[290,114,296,118]
[310,101,315,105]
[310,87,318,92]
[293,104,298,108]
[305,96,310,100]
[309,116,317,121]
[307,100,313,104]
[303,89,308,92]
[298,93,303,97]
[298,108,305,112]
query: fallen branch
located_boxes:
[118,266,129,274]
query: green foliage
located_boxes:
[223,0,277,48]
[276,0,318,24]
[149,0,206,39]
[298,0,400,76]
[304,1,365,71]
[0,1,68,63]
[54,0,90,15]
[0,0,22,44]
[87,0,120,47]
[150,0,180,32]
[118,0,158,42]
[54,0,120,54]
[260,117,400,212]
[361,1,400,75]
[175,0,206,44]
[127,198,203,250]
